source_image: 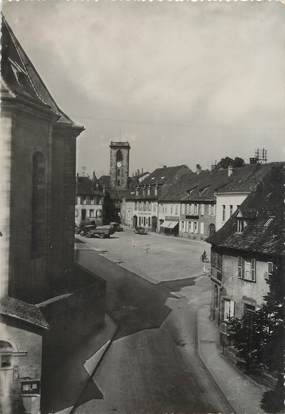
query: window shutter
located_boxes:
[238,257,243,278]
[251,259,256,281]
[230,300,235,318]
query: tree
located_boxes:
[215,156,245,169]
[232,157,245,168]
[227,260,284,412]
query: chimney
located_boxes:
[196,164,202,175]
[228,165,233,177]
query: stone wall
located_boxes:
[8,108,53,303]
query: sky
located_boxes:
[3,0,285,177]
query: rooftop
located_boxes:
[0,296,49,330]
[208,164,285,256]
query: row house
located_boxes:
[208,164,284,348]
[123,165,190,232]
[159,168,230,240]
[75,175,104,226]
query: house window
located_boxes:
[223,299,235,321]
[238,257,256,282]
[89,209,94,218]
[230,205,233,216]
[1,354,12,368]
[194,221,198,233]
[154,186,158,196]
[0,341,14,368]
[147,186,151,196]
[200,204,204,216]
[117,179,121,186]
[222,205,226,221]
[237,218,246,233]
[31,151,46,257]
[170,205,173,215]
[148,217,151,227]
[194,204,198,214]
[200,222,204,234]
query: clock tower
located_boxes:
[110,141,130,190]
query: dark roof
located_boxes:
[215,163,275,194]
[208,164,285,256]
[98,175,111,188]
[0,296,49,330]
[160,169,230,202]
[1,15,83,130]
[142,165,190,187]
[110,141,130,148]
[76,176,103,196]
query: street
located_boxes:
[71,231,232,414]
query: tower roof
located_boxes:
[110,141,130,149]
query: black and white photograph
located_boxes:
[0,1,284,413]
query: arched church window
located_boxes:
[31,151,46,257]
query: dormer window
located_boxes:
[237,218,247,233]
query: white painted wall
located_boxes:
[215,193,249,231]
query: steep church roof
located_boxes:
[1,14,83,129]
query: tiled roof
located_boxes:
[76,176,103,196]
[98,175,111,188]
[1,15,83,129]
[125,164,191,201]
[142,165,190,186]
[215,163,275,194]
[208,164,285,256]
[160,169,230,202]
[0,296,49,330]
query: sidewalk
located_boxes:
[197,304,269,414]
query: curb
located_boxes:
[195,309,236,414]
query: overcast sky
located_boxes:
[3,0,285,176]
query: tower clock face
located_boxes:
[117,161,122,168]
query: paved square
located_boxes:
[76,229,210,283]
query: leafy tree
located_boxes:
[232,157,245,168]
[215,156,245,169]
[227,260,284,412]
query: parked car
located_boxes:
[79,224,97,236]
[134,227,148,235]
[86,227,112,239]
[110,222,124,232]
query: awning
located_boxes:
[160,221,178,229]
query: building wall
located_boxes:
[157,202,180,232]
[49,128,78,290]
[0,318,43,407]
[120,200,134,227]
[179,202,216,240]
[9,108,53,303]
[0,111,13,298]
[133,200,158,230]
[215,193,248,231]
[211,250,270,324]
[75,196,103,226]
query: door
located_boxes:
[81,209,86,221]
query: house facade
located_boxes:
[75,175,104,226]
[208,164,284,348]
[123,165,190,232]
